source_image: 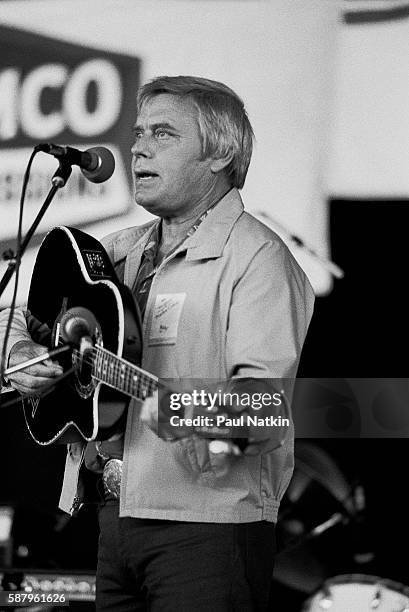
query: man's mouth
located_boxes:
[135,170,158,181]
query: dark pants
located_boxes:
[96,500,276,611]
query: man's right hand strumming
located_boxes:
[7,340,63,396]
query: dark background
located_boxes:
[273,199,409,607]
[1,198,408,608]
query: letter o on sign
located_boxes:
[64,59,122,137]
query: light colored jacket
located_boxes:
[1,189,314,522]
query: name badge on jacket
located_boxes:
[148,293,186,345]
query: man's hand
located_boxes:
[140,391,243,456]
[7,340,63,396]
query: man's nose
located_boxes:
[131,135,154,158]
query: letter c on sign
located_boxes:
[64,59,122,137]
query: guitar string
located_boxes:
[72,345,158,400]
[45,336,158,400]
[91,345,156,396]
[72,347,153,386]
[1,348,158,411]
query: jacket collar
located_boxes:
[123,222,157,287]
[183,188,244,261]
[111,220,157,266]
[118,188,244,286]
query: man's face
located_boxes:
[131,94,217,217]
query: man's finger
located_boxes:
[140,392,159,428]
[17,362,63,378]
[11,377,58,396]
[33,364,63,377]
[11,373,60,387]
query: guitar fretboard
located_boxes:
[91,345,158,401]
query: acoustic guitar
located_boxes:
[23,226,158,445]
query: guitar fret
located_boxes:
[128,367,134,395]
[106,353,110,383]
[109,360,114,388]
[130,372,138,396]
[107,355,111,384]
[94,347,158,401]
[122,361,127,394]
[102,351,107,381]
[110,356,115,386]
[110,359,115,387]
[123,363,131,396]
[97,349,102,377]
[148,379,155,397]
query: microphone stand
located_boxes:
[0,162,72,300]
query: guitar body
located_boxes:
[24,226,143,445]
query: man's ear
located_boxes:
[210,150,234,174]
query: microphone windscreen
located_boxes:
[60,307,98,345]
[81,146,115,183]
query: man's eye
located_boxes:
[155,130,170,139]
[134,131,143,139]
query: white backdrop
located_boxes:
[0,0,340,306]
[329,1,409,197]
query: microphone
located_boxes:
[36,143,115,183]
[59,307,98,353]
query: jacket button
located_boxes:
[127,335,138,345]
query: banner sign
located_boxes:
[0,25,140,243]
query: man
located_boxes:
[0,76,314,610]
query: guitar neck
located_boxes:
[91,345,158,401]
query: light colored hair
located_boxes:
[136,75,254,189]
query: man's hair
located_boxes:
[136,75,254,189]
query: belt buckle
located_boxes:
[102,458,123,499]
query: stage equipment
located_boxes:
[274,442,362,593]
[1,569,95,602]
[302,574,409,611]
